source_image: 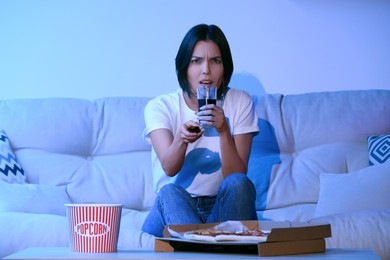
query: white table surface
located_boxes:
[4,247,380,260]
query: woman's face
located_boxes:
[187,40,224,97]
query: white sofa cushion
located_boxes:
[0,212,69,259]
[0,97,155,211]
[310,210,390,260]
[250,90,390,215]
[0,182,71,215]
[315,161,390,218]
[0,130,25,183]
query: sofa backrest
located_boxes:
[248,89,390,214]
[0,97,155,211]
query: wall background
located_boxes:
[0,0,389,100]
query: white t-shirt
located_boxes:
[143,88,259,197]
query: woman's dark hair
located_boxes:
[175,24,234,99]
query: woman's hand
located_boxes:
[197,104,229,133]
[180,120,204,143]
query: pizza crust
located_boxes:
[183,229,269,242]
[214,234,268,242]
[183,233,218,242]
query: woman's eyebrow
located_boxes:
[191,55,222,59]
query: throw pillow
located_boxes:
[0,181,71,216]
[314,161,390,218]
[368,134,390,165]
[0,130,25,183]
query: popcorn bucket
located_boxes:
[65,204,122,253]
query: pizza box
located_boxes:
[155,221,331,256]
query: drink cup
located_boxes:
[197,85,217,111]
[65,204,122,253]
[197,86,217,128]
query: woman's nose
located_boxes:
[202,62,210,74]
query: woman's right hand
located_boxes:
[181,121,204,143]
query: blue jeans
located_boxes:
[141,173,257,237]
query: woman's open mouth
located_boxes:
[200,80,212,86]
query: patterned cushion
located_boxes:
[368,134,390,166]
[0,130,25,183]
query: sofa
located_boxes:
[0,89,389,259]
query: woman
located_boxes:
[142,24,259,237]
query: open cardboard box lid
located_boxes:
[155,220,331,256]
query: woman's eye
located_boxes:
[191,59,200,63]
[212,58,222,64]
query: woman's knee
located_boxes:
[158,183,183,197]
[220,173,256,195]
[157,183,191,205]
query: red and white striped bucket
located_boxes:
[65,204,122,253]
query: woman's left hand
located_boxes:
[197,104,229,133]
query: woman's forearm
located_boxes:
[219,131,252,178]
[150,129,189,177]
[159,134,188,177]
